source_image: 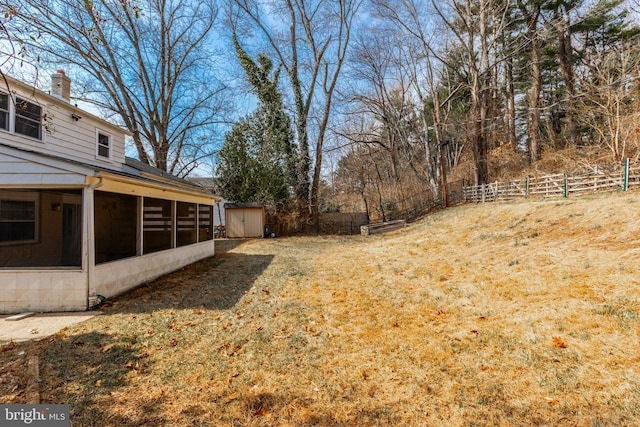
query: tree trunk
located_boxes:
[505,54,517,150]
[477,0,490,183]
[529,28,542,163]
[520,4,543,164]
[556,8,576,147]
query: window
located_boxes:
[14,97,42,140]
[0,192,38,244]
[97,131,111,159]
[0,92,9,132]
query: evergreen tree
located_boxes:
[216,110,292,213]
[216,37,296,214]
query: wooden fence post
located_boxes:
[563,172,568,198]
[624,158,629,191]
[525,176,529,198]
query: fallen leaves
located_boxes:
[552,337,568,349]
[2,342,16,352]
[217,342,243,356]
[544,396,560,405]
[101,343,116,353]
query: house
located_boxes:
[0,72,220,313]
[189,177,226,230]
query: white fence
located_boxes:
[464,159,640,203]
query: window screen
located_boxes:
[143,198,173,254]
[0,92,9,131]
[97,132,110,158]
[14,97,42,140]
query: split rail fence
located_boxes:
[463,158,640,203]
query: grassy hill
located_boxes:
[2,190,640,425]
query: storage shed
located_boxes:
[224,203,266,238]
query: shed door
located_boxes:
[225,208,263,238]
[243,209,263,238]
[226,209,244,238]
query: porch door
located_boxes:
[61,202,82,266]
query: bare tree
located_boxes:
[0,5,38,86]
[372,0,464,195]
[334,145,372,220]
[577,41,640,161]
[346,32,413,199]
[4,0,226,176]
[517,0,544,163]
[431,0,510,184]
[229,0,361,225]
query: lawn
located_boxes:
[2,191,640,426]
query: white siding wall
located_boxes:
[0,271,87,313]
[0,151,87,185]
[0,83,126,169]
[92,240,215,299]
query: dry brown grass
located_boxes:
[2,191,640,426]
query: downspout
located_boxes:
[85,175,104,309]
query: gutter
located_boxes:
[101,171,221,201]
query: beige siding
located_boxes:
[225,209,243,238]
[244,208,264,237]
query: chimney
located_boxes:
[51,70,71,102]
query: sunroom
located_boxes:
[0,144,219,313]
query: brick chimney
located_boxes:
[51,70,71,102]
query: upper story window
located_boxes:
[0,92,9,132]
[15,97,43,140]
[97,130,111,159]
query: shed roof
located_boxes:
[224,202,265,209]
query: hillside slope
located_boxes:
[287,190,640,424]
